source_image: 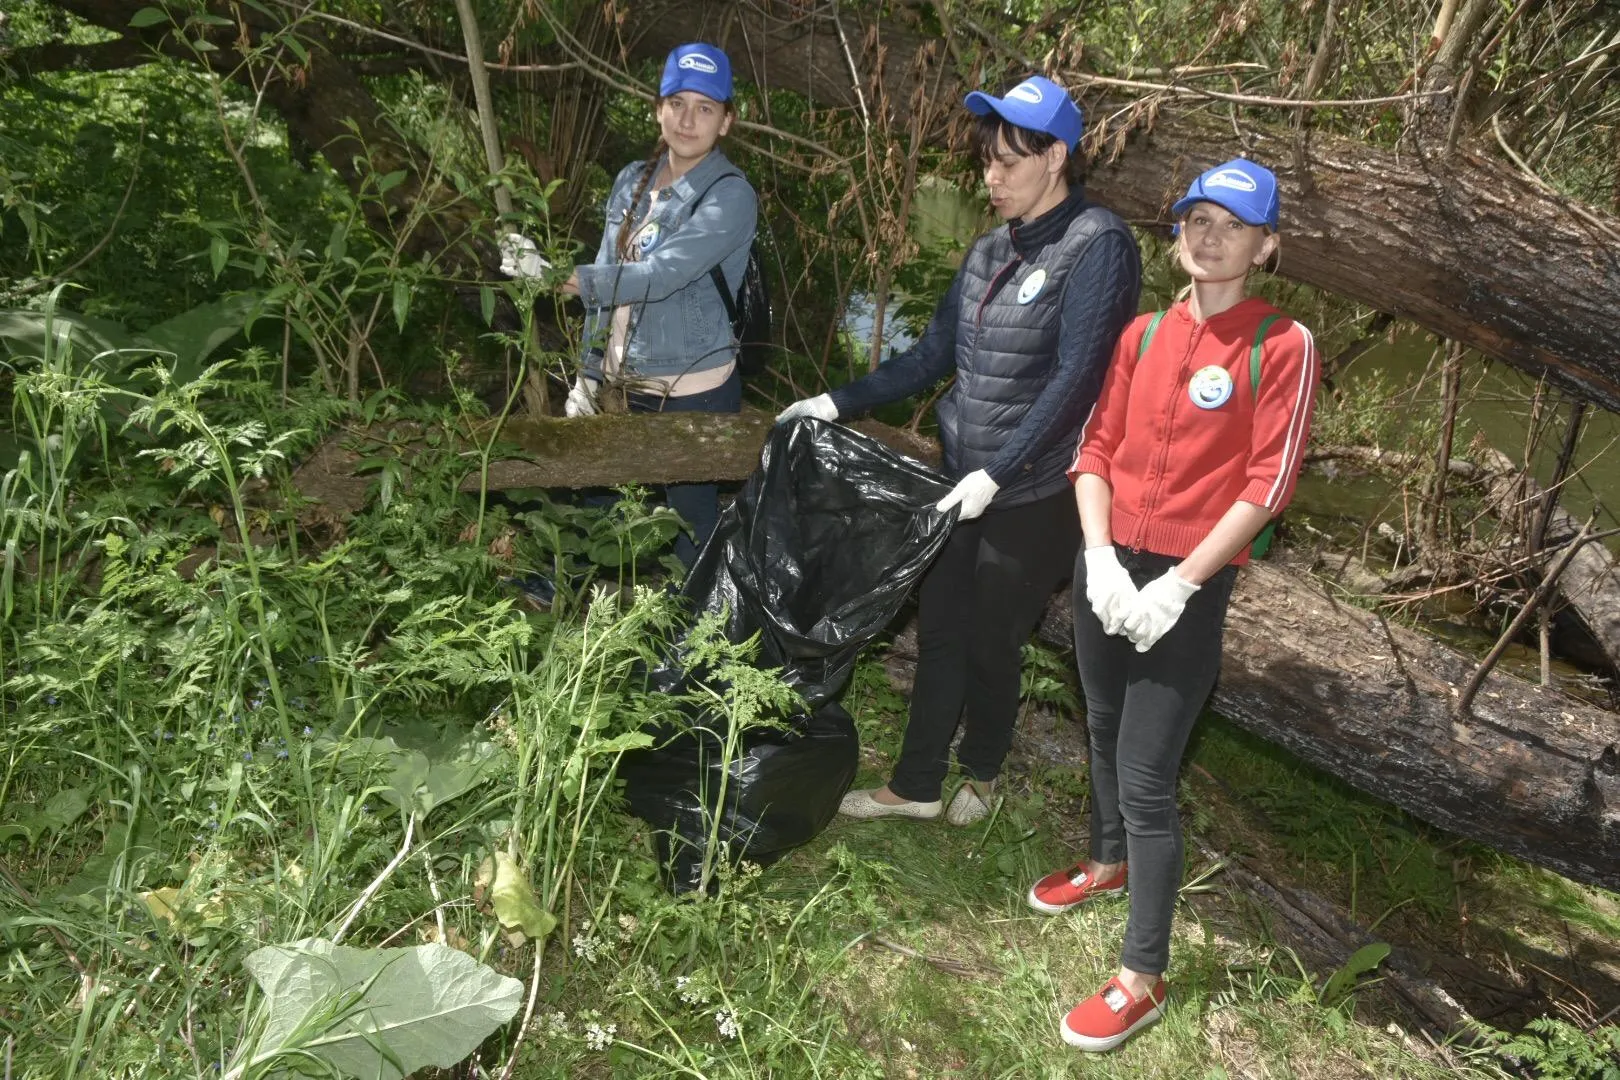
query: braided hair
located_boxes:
[616,135,668,262]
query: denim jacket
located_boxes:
[577,149,757,381]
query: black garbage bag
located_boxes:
[620,702,861,892]
[677,417,954,710]
[623,418,955,891]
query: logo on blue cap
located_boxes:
[1171,158,1280,230]
[963,75,1083,152]
[660,43,732,102]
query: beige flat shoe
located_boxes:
[945,780,996,826]
[838,787,942,821]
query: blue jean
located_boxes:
[626,369,742,567]
[1072,547,1238,975]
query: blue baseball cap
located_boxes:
[1171,159,1280,230]
[964,75,1083,152]
[660,43,733,102]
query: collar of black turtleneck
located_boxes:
[1008,186,1089,258]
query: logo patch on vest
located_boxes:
[1016,269,1047,305]
[1188,365,1234,409]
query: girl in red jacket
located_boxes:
[1030,159,1320,1052]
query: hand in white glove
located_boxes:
[774,394,838,425]
[935,469,999,521]
[564,375,599,417]
[1120,568,1199,653]
[1083,545,1137,637]
[498,232,551,279]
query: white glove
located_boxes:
[1120,568,1199,653]
[935,469,999,521]
[498,232,551,279]
[1083,545,1137,637]
[775,394,838,425]
[564,375,599,417]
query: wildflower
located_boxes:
[242,751,253,762]
[276,749,289,760]
[617,913,639,939]
[572,933,605,963]
[715,1008,740,1040]
[44,693,58,706]
[538,1011,567,1040]
[302,725,313,737]
[583,1021,616,1051]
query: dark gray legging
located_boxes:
[1072,546,1238,975]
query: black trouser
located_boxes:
[1072,546,1238,975]
[888,488,1081,803]
[627,369,743,567]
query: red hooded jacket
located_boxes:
[1069,297,1319,565]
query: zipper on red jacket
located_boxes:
[1133,322,1203,552]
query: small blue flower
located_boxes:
[276,749,288,760]
[242,751,253,762]
[44,693,58,706]
[302,725,313,737]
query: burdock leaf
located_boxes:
[240,938,522,1079]
[490,853,556,939]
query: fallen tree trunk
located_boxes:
[288,411,940,518]
[1037,559,1620,891]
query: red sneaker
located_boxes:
[1060,976,1167,1052]
[1026,861,1126,914]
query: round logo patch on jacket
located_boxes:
[1016,269,1047,305]
[1188,365,1234,409]
[633,221,660,255]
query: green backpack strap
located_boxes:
[1137,310,1168,359]
[1248,313,1285,560]
[1249,314,1283,394]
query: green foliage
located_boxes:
[1476,1017,1620,1080]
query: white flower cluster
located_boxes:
[534,1011,567,1041]
[617,913,639,940]
[715,1008,741,1040]
[584,1021,617,1051]
[572,932,607,963]
[674,974,712,1006]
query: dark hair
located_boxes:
[970,113,1086,184]
[616,97,738,261]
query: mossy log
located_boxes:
[287,411,940,519]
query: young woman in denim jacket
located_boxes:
[509,42,757,566]
[1030,159,1319,1054]
[776,77,1141,828]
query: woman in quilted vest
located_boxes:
[776,76,1141,828]
[1032,158,1320,1053]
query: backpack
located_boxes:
[1138,309,1286,560]
[694,172,773,378]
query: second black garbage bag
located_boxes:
[622,417,956,891]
